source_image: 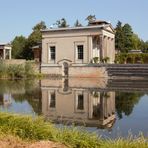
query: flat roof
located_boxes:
[41,24,114,33]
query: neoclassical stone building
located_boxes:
[41,20,115,77]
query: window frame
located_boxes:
[49,46,56,61]
[77,45,84,60]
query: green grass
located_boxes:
[0,112,147,148]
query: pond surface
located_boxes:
[0,78,148,138]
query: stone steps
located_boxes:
[106,64,148,78]
[106,79,148,91]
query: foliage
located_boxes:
[115,21,148,53]
[0,61,7,78]
[101,57,110,63]
[0,112,148,148]
[85,14,96,25]
[115,53,148,64]
[55,18,69,28]
[115,21,125,52]
[7,64,25,78]
[0,61,37,79]
[25,61,35,78]
[122,23,134,51]
[116,92,143,119]
[11,21,46,60]
[74,19,83,27]
[11,36,27,59]
[93,57,99,63]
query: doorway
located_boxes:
[63,62,69,77]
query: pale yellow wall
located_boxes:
[42,36,89,64]
[42,29,104,65]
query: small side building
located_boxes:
[0,44,12,60]
[32,43,42,62]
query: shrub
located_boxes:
[25,61,34,78]
[7,64,25,78]
[0,60,7,78]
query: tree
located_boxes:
[55,18,69,28]
[122,23,134,51]
[85,15,96,25]
[74,19,82,27]
[23,21,47,59]
[131,34,141,50]
[116,92,142,119]
[140,40,148,52]
[11,36,27,59]
[115,21,125,52]
[28,21,46,45]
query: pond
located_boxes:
[0,78,148,139]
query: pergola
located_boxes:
[0,44,12,60]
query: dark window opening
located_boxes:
[50,46,55,60]
[77,94,84,110]
[77,45,83,60]
[49,92,56,108]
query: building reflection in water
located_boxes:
[0,93,12,107]
[41,78,116,129]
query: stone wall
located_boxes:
[3,59,26,65]
[69,66,107,78]
[41,65,108,78]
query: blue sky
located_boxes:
[0,0,148,43]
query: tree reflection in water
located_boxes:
[0,80,42,115]
[115,92,143,119]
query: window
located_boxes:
[49,92,56,108]
[50,46,55,60]
[77,45,83,60]
[77,94,84,110]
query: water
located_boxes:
[0,78,148,138]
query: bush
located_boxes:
[25,61,34,78]
[0,61,36,79]
[0,60,7,78]
[115,53,148,64]
[8,64,25,78]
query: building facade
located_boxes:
[41,21,115,77]
[0,44,12,60]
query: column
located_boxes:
[99,35,104,61]
[9,49,12,59]
[3,49,6,60]
[104,36,107,58]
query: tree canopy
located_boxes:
[55,18,69,28]
[85,15,96,25]
[115,21,148,53]
[11,36,27,59]
[74,19,83,27]
[12,21,47,59]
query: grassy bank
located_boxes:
[0,113,147,148]
[0,61,42,79]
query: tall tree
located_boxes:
[11,36,27,59]
[56,18,69,28]
[85,15,96,25]
[23,21,47,59]
[74,19,82,27]
[122,23,134,51]
[115,21,125,52]
[131,34,141,50]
